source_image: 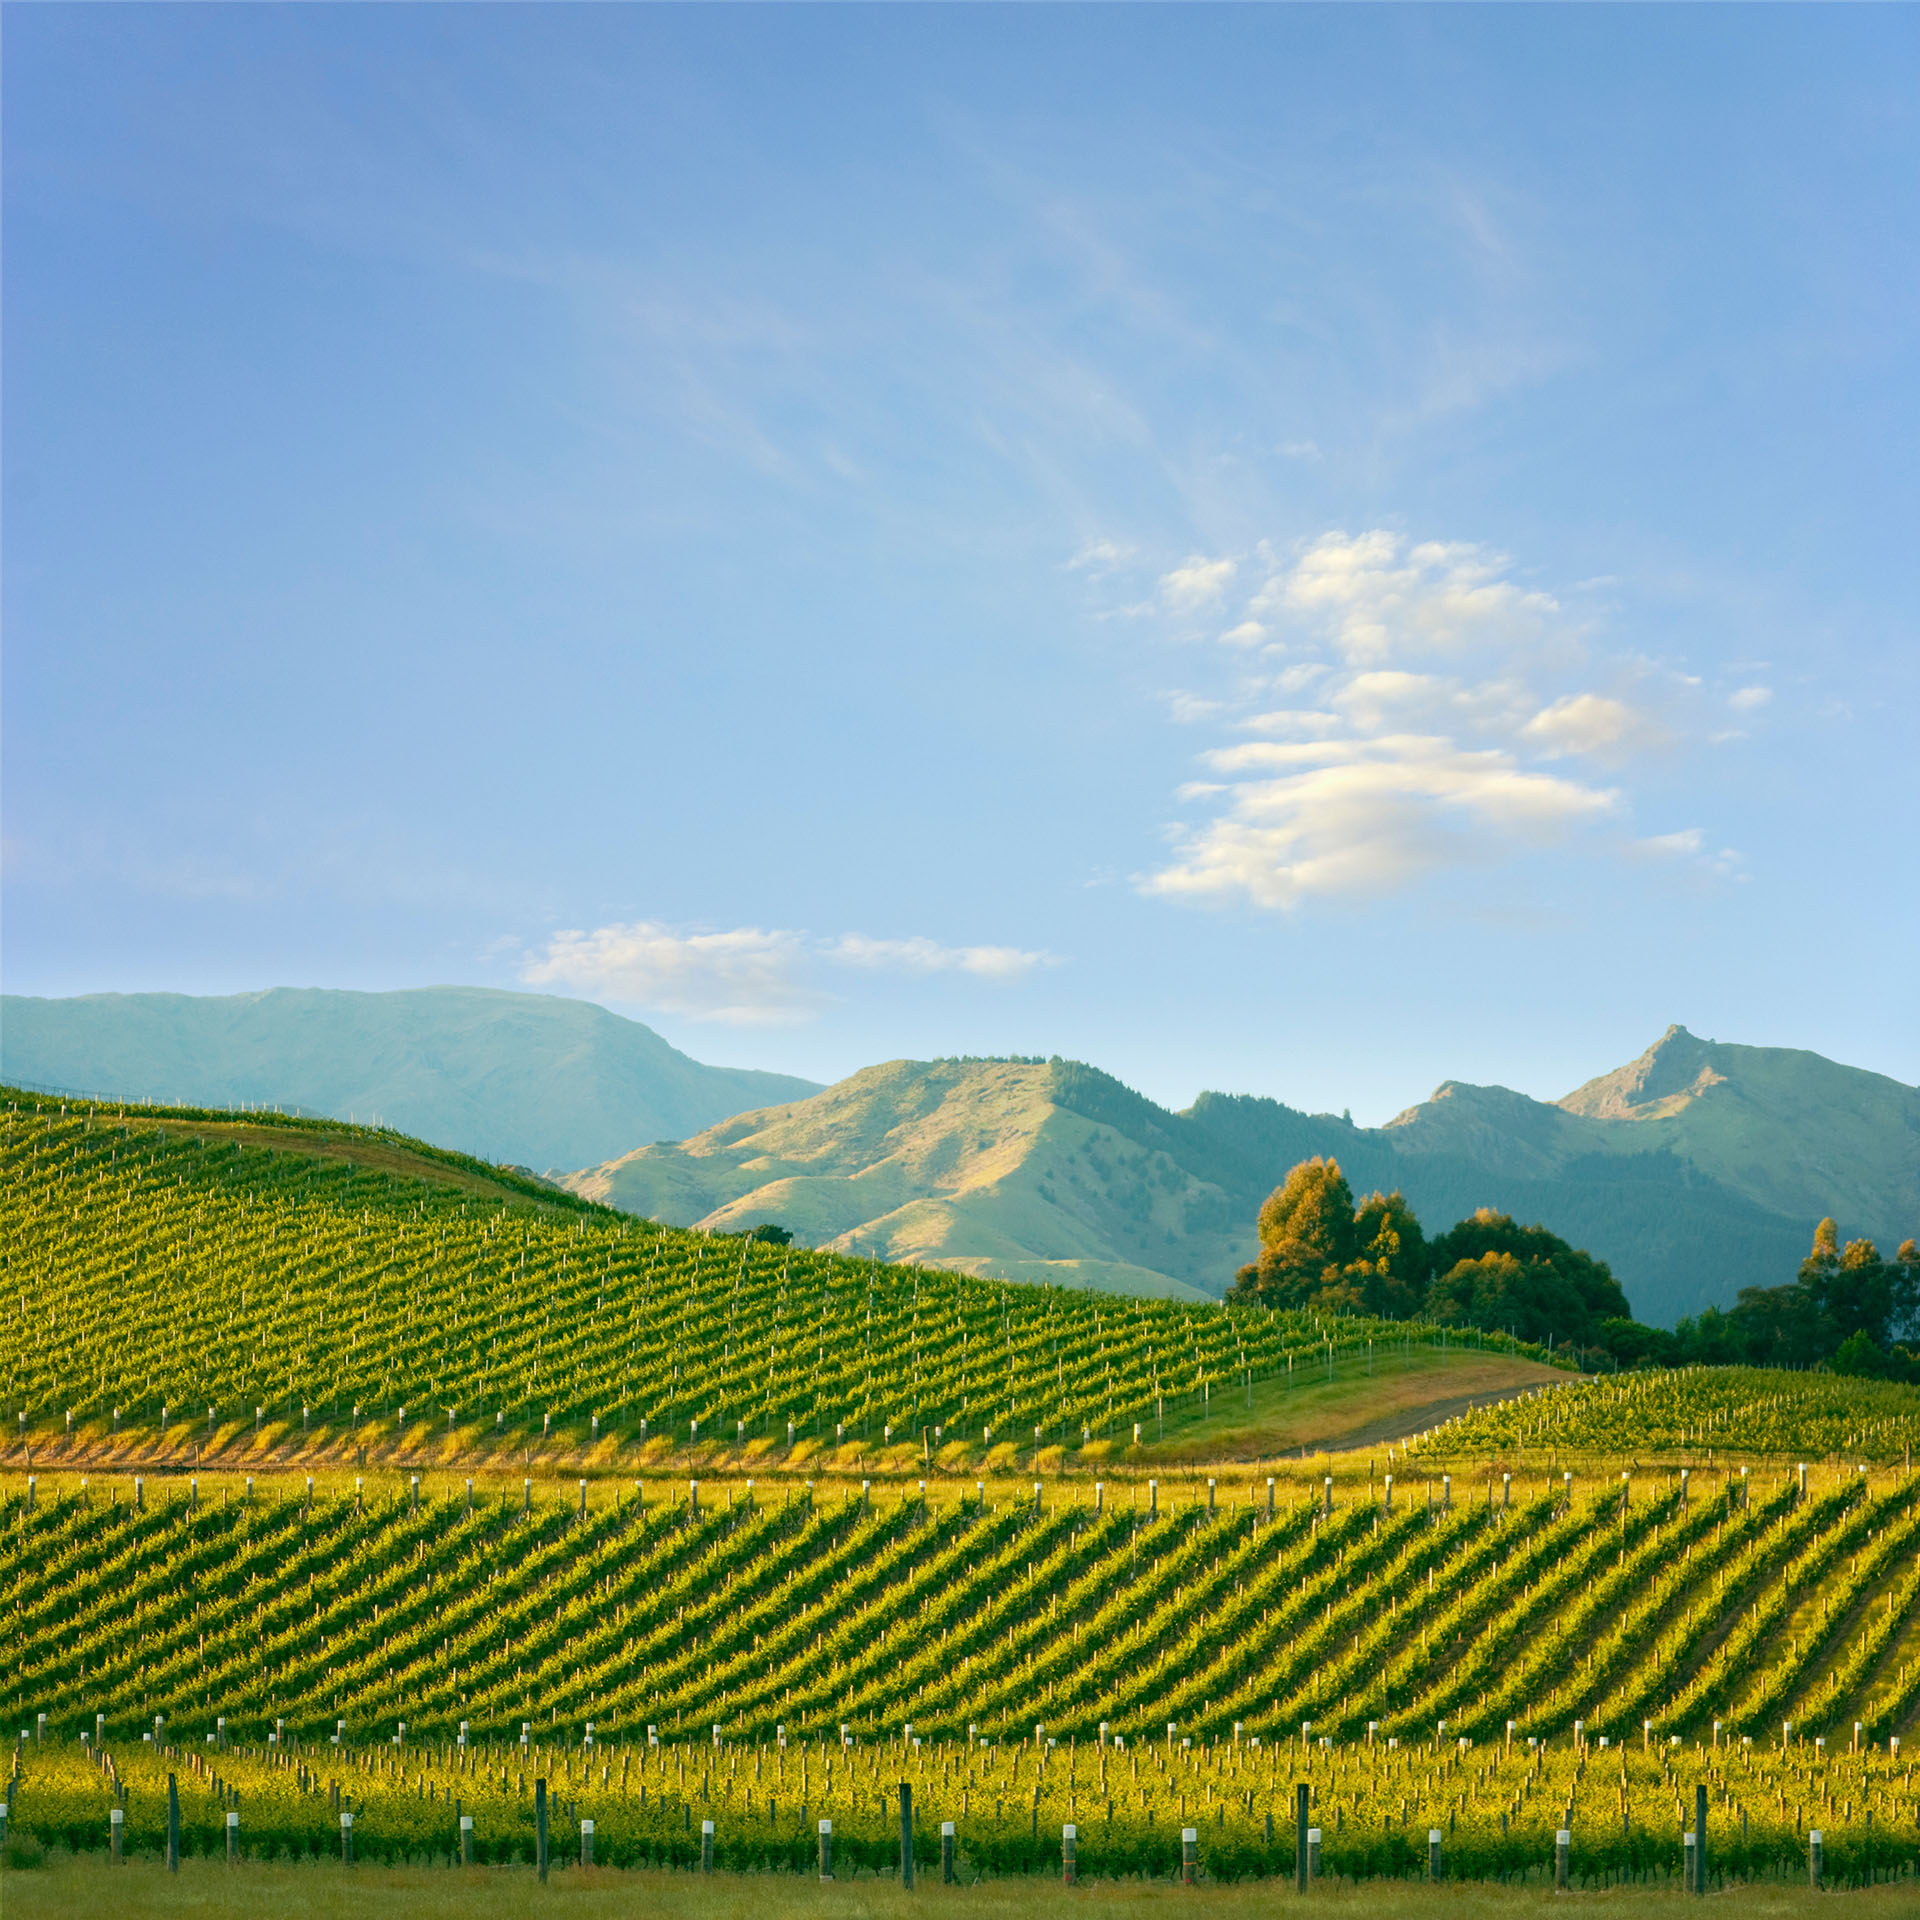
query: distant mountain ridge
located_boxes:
[0,987,821,1172]
[564,1028,1918,1328]
[9,987,1909,1326]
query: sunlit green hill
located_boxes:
[2,1089,1534,1465]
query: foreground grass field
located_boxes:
[5,1858,1918,1917]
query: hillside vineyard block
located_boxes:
[3,1106,1578,1460]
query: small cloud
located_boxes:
[524,921,818,1025]
[826,934,1053,979]
[1219,620,1268,648]
[1278,440,1323,462]
[1160,555,1237,609]
[1250,529,1559,666]
[1521,692,1665,760]
[1728,685,1773,713]
[1632,828,1705,859]
[1068,538,1134,573]
[1630,830,1745,882]
[1164,692,1226,724]
[1266,663,1330,695]
[1235,709,1343,738]
[525,920,1053,1021]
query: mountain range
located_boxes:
[6,985,1913,1327]
[0,987,820,1172]
[564,1028,1919,1327]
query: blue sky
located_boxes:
[5,5,1917,1123]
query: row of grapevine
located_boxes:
[7,1464,1919,1753]
[3,1107,1548,1452]
[8,1725,1918,1887]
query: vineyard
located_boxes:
[7,1664,1920,1888]
[8,1457,1920,1762]
[1409,1367,1920,1468]
[1,1100,1547,1461]
[10,1091,1920,1888]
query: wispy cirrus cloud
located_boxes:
[1117,528,1700,908]
[523,920,1053,1023]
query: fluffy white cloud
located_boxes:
[1128,526,1693,909]
[524,920,1051,1022]
[1729,684,1773,712]
[1250,530,1559,665]
[1159,555,1237,608]
[1145,734,1617,909]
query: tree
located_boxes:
[1255,1157,1357,1269]
[1798,1223,1903,1346]
[1724,1277,1833,1366]
[1423,1208,1629,1345]
[1343,1189,1429,1317]
[1230,1158,1428,1312]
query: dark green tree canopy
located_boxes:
[1634,1219,1918,1374]
[1422,1208,1628,1345]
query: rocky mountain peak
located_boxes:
[1557,1024,1729,1121]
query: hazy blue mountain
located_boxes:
[0,986,820,1172]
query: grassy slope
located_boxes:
[31,1343,1568,1479]
[1148,1348,1567,1462]
[566,1059,1242,1300]
[0,1083,598,1212]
